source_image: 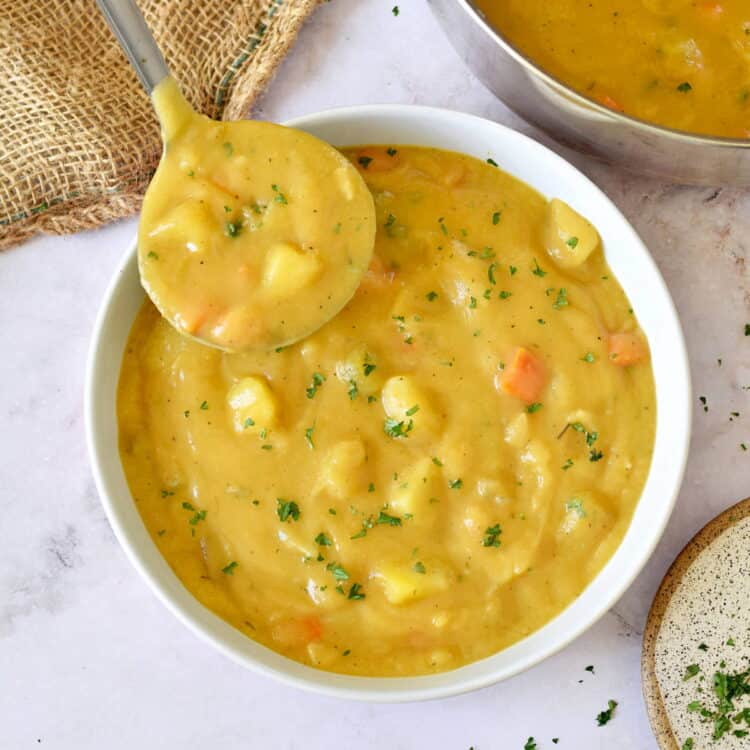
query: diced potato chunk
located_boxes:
[543,199,600,269]
[389,457,442,518]
[335,344,381,396]
[381,375,437,436]
[146,199,217,254]
[317,439,367,499]
[262,242,322,297]
[226,376,278,433]
[373,560,451,604]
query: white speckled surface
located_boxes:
[1,1,749,748]
[651,511,750,748]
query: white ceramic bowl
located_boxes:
[85,105,691,702]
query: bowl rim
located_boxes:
[449,0,750,149]
[85,102,692,702]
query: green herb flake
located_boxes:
[377,511,402,527]
[347,583,365,600]
[482,524,502,548]
[147,251,159,260]
[426,291,438,302]
[200,400,209,410]
[562,458,574,470]
[498,290,512,299]
[387,147,398,156]
[304,426,315,449]
[526,402,543,414]
[524,739,537,750]
[581,352,595,363]
[276,498,300,523]
[566,498,586,518]
[271,183,288,204]
[348,380,359,400]
[492,211,501,225]
[596,699,618,726]
[306,372,326,399]
[681,739,694,750]
[391,5,399,15]
[677,81,693,93]
[488,263,497,285]
[532,259,547,277]
[509,265,518,276]
[384,418,413,439]
[221,561,238,575]
[486,157,499,167]
[224,221,242,238]
[413,561,426,574]
[566,236,579,248]
[553,288,568,309]
[405,404,420,416]
[683,664,700,681]
[315,532,332,547]
[448,478,463,489]
[326,562,349,581]
[357,156,373,169]
[222,142,234,157]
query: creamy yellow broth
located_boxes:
[139,78,375,352]
[119,146,656,677]
[476,0,750,138]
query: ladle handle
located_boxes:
[95,0,169,94]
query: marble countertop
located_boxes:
[2,1,749,748]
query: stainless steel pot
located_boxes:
[428,0,750,186]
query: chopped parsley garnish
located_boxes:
[524,739,537,750]
[589,449,604,462]
[221,561,238,575]
[448,478,463,489]
[363,361,377,376]
[347,583,365,600]
[498,290,512,299]
[161,489,174,498]
[585,665,595,673]
[222,142,233,157]
[492,211,501,225]
[469,296,477,309]
[681,740,694,750]
[326,562,349,580]
[147,251,159,260]
[438,217,448,235]
[357,156,373,169]
[271,184,288,204]
[391,5,399,15]
[385,213,396,229]
[276,498,300,522]
[509,265,518,276]
[224,220,242,238]
[698,643,709,652]
[387,147,398,156]
[405,404,420,416]
[486,157,499,167]
[305,425,315,449]
[596,699,617,726]
[581,352,595,363]
[426,291,438,301]
[677,81,693,93]
[384,418,413,438]
[683,664,700,680]
[432,456,443,467]
[200,400,209,410]
[532,259,547,277]
[348,380,359,400]
[306,372,326,399]
[314,532,332,546]
[368,482,375,493]
[526,402,543,414]
[553,288,568,309]
[243,417,255,429]
[413,561,426,574]
[482,524,502,547]
[488,263,497,285]
[562,458,574,470]
[745,323,750,336]
[699,395,708,412]
[377,511,402,526]
[566,498,586,517]
[566,236,579,249]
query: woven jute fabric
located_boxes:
[0,0,318,250]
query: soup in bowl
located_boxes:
[86,105,690,700]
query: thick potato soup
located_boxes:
[118,146,655,676]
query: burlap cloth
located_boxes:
[0,0,319,250]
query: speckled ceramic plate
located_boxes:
[642,497,750,748]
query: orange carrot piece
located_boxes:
[271,615,323,647]
[498,347,546,404]
[608,332,648,366]
[597,94,624,113]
